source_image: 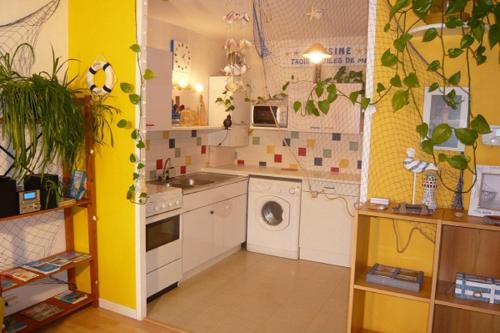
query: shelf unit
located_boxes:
[347,205,500,333]
[0,97,98,332]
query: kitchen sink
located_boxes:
[147,172,239,191]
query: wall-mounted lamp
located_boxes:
[302,43,331,83]
[178,79,189,89]
[194,83,204,93]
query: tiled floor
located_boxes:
[147,250,350,333]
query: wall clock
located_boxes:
[171,40,191,73]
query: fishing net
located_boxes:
[0,0,60,75]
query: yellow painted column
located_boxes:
[68,0,138,310]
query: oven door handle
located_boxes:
[146,208,181,224]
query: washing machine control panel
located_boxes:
[249,178,302,197]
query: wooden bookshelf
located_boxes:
[347,205,500,333]
[0,251,92,293]
[0,200,89,224]
[0,97,99,331]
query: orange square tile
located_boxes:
[145,140,150,151]
[289,164,298,170]
[307,139,316,148]
[339,159,349,168]
[185,156,192,165]
[266,145,275,154]
[162,131,170,139]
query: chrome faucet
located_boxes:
[161,158,175,182]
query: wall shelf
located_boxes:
[0,200,89,224]
[348,205,500,333]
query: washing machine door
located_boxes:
[256,196,290,231]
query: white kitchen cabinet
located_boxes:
[182,181,247,274]
[299,181,359,267]
[288,82,362,134]
[145,47,173,131]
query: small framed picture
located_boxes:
[423,87,469,151]
[469,165,500,217]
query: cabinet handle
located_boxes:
[210,210,214,214]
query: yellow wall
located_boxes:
[364,1,500,332]
[68,0,138,309]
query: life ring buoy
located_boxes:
[86,61,115,95]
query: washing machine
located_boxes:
[247,177,302,259]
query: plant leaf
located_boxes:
[438,153,448,163]
[403,72,420,88]
[306,100,319,116]
[390,0,411,18]
[446,16,464,29]
[427,60,441,71]
[448,48,464,58]
[376,82,386,93]
[421,139,434,155]
[143,69,155,80]
[327,83,337,95]
[390,74,403,87]
[416,123,429,139]
[349,91,360,105]
[471,114,491,134]
[392,89,409,111]
[136,140,146,149]
[130,44,141,53]
[432,123,452,145]
[488,23,499,48]
[129,94,140,104]
[137,162,145,169]
[130,153,137,163]
[131,129,139,140]
[318,100,330,114]
[117,119,128,128]
[448,71,461,85]
[423,28,438,42]
[120,82,134,93]
[282,81,290,91]
[413,0,433,18]
[429,82,440,92]
[447,154,469,170]
[394,33,413,52]
[293,101,302,113]
[361,97,371,110]
[315,81,325,97]
[446,0,468,14]
[460,34,474,49]
[381,49,398,67]
[454,128,478,145]
[384,23,391,32]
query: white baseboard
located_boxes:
[99,298,137,319]
[246,243,299,260]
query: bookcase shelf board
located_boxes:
[0,200,89,224]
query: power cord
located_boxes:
[392,219,435,253]
[217,129,230,146]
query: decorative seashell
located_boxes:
[224,38,237,50]
[242,13,250,23]
[223,65,232,75]
[239,39,253,49]
[225,81,239,92]
[239,64,248,75]
[223,11,236,23]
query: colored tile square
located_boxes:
[156,159,163,170]
[314,157,323,166]
[162,131,170,140]
[339,159,349,168]
[282,138,291,146]
[201,145,207,154]
[237,160,245,165]
[288,164,298,170]
[252,136,261,145]
[349,141,359,151]
[169,138,176,148]
[357,160,362,169]
[291,131,300,139]
[149,170,157,180]
[330,167,340,173]
[266,145,275,154]
[323,149,332,158]
[196,137,202,146]
[185,156,192,165]
[191,130,197,138]
[146,140,150,151]
[259,161,267,167]
[175,148,181,158]
[298,147,307,156]
[274,154,282,163]
[332,133,342,141]
[307,139,316,148]
[180,166,187,174]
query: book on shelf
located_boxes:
[4,316,28,333]
[67,170,87,200]
[57,251,91,263]
[22,260,60,275]
[72,253,91,263]
[3,268,39,282]
[1,278,18,289]
[54,290,88,304]
[58,197,77,207]
[46,257,71,267]
[21,302,64,322]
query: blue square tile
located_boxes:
[259,161,267,167]
[314,157,323,166]
[332,133,342,141]
[282,138,291,146]
[357,160,362,169]
[191,130,197,137]
[169,138,176,148]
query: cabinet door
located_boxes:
[213,195,247,257]
[182,206,213,274]
[145,47,172,131]
[288,82,322,133]
[321,83,362,134]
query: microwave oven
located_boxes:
[252,104,288,128]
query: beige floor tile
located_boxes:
[147,251,350,333]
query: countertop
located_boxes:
[201,164,361,185]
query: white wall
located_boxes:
[0,0,68,74]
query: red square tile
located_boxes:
[180,166,187,174]
[274,154,282,163]
[201,145,207,154]
[298,148,307,156]
[237,160,245,165]
[330,167,340,173]
[156,159,163,170]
